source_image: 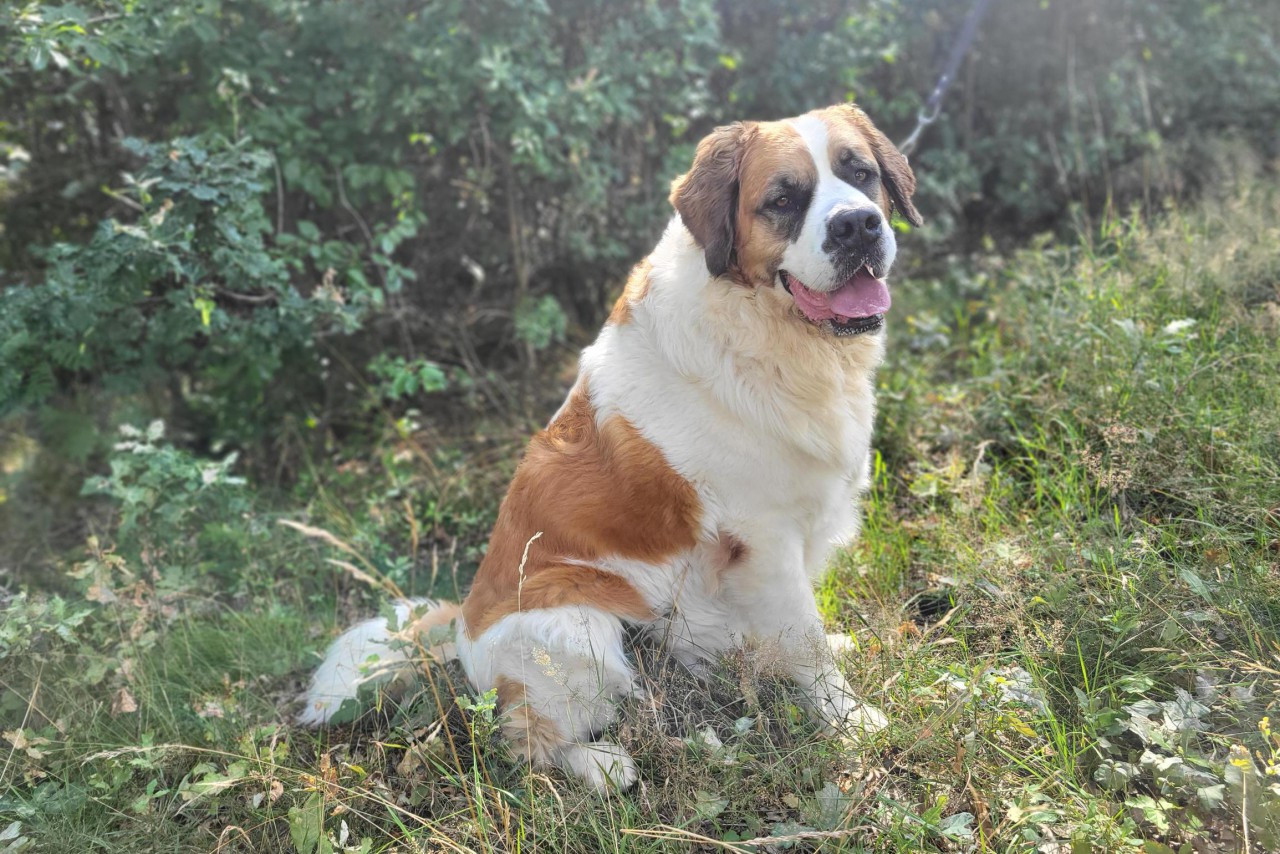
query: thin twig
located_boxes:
[216,288,276,304]
[334,166,385,288]
[271,151,285,235]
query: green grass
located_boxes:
[3,183,1280,852]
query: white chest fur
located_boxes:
[583,219,882,582]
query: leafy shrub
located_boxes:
[5,0,1277,473]
[0,134,378,451]
[81,421,258,583]
[367,355,449,402]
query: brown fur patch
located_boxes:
[495,676,564,763]
[820,104,922,227]
[670,123,753,277]
[468,563,653,637]
[607,259,653,325]
[709,529,750,591]
[820,110,888,217]
[734,122,815,287]
[461,382,700,637]
[711,528,748,568]
[722,531,748,565]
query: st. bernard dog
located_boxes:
[300,103,922,792]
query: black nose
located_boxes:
[827,207,882,251]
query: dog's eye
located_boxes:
[773,195,790,209]
[853,168,872,183]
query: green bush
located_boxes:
[4,0,1277,466]
[0,133,387,458]
[80,420,271,589]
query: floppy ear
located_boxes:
[669,122,752,277]
[843,105,923,228]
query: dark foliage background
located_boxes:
[4,0,1277,478]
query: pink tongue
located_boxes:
[791,270,891,322]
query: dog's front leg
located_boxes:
[727,542,887,739]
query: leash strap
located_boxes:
[898,0,993,157]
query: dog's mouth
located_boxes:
[779,267,889,337]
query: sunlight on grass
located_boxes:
[3,186,1279,851]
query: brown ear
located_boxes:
[670,122,752,277]
[843,105,923,228]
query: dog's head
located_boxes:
[670,104,922,337]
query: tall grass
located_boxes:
[3,184,1279,852]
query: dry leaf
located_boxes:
[112,687,138,715]
[4,729,49,759]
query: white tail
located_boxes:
[297,598,461,726]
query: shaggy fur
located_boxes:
[300,104,920,792]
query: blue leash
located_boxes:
[898,0,994,157]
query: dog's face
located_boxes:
[670,104,922,337]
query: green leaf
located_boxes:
[908,473,939,498]
[514,295,567,351]
[937,811,975,840]
[1179,569,1213,602]
[0,819,31,852]
[1196,783,1225,812]
[692,789,727,820]
[194,297,215,328]
[1126,795,1175,834]
[84,41,116,67]
[179,760,249,802]
[1094,759,1138,790]
[1118,674,1156,695]
[804,782,850,831]
[416,362,447,394]
[288,792,332,854]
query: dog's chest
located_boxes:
[696,411,864,517]
[695,414,868,575]
[583,301,878,562]
[600,354,871,545]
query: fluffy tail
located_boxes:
[297,598,461,726]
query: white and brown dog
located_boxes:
[300,103,922,792]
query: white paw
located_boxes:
[843,701,889,734]
[555,741,638,793]
[816,685,888,741]
[826,632,857,658]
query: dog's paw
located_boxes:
[839,701,889,737]
[826,632,857,658]
[556,741,638,793]
[820,693,889,743]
